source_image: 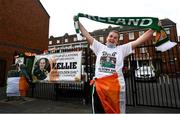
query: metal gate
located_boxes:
[125,42,180,108]
[80,43,180,108]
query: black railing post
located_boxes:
[31,82,35,98]
[129,54,137,106]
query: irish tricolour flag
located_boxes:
[6,74,28,97]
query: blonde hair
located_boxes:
[109,30,120,39]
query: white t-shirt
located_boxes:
[90,39,133,78]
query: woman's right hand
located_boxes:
[73,15,78,21]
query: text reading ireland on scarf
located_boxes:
[81,14,155,26]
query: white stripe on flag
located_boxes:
[6,77,20,96]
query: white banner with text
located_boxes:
[31,51,82,82]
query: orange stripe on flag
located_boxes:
[19,76,29,96]
[95,73,121,113]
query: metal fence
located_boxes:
[125,42,180,108]
[28,42,180,108]
[27,81,87,102]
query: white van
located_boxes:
[135,65,155,81]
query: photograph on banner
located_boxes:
[31,51,82,82]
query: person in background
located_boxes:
[18,64,31,100]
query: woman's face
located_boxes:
[106,31,119,45]
[39,59,46,70]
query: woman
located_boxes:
[76,19,155,113]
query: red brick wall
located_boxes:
[0,0,49,86]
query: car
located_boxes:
[135,65,156,81]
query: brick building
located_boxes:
[0,0,49,86]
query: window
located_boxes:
[65,38,68,43]
[73,44,80,48]
[164,28,170,34]
[82,43,88,48]
[129,32,134,40]
[119,34,123,40]
[74,37,77,42]
[83,36,86,40]
[57,40,60,43]
[99,36,104,42]
[139,31,144,36]
[140,47,147,53]
[49,41,52,45]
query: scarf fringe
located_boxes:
[156,40,177,52]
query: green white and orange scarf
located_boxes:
[74,13,177,52]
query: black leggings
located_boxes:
[93,87,105,113]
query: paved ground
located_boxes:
[0,97,180,113]
[0,97,90,113]
[1,87,180,113]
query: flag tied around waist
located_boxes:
[74,13,177,52]
[90,73,121,113]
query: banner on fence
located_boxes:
[31,51,82,82]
